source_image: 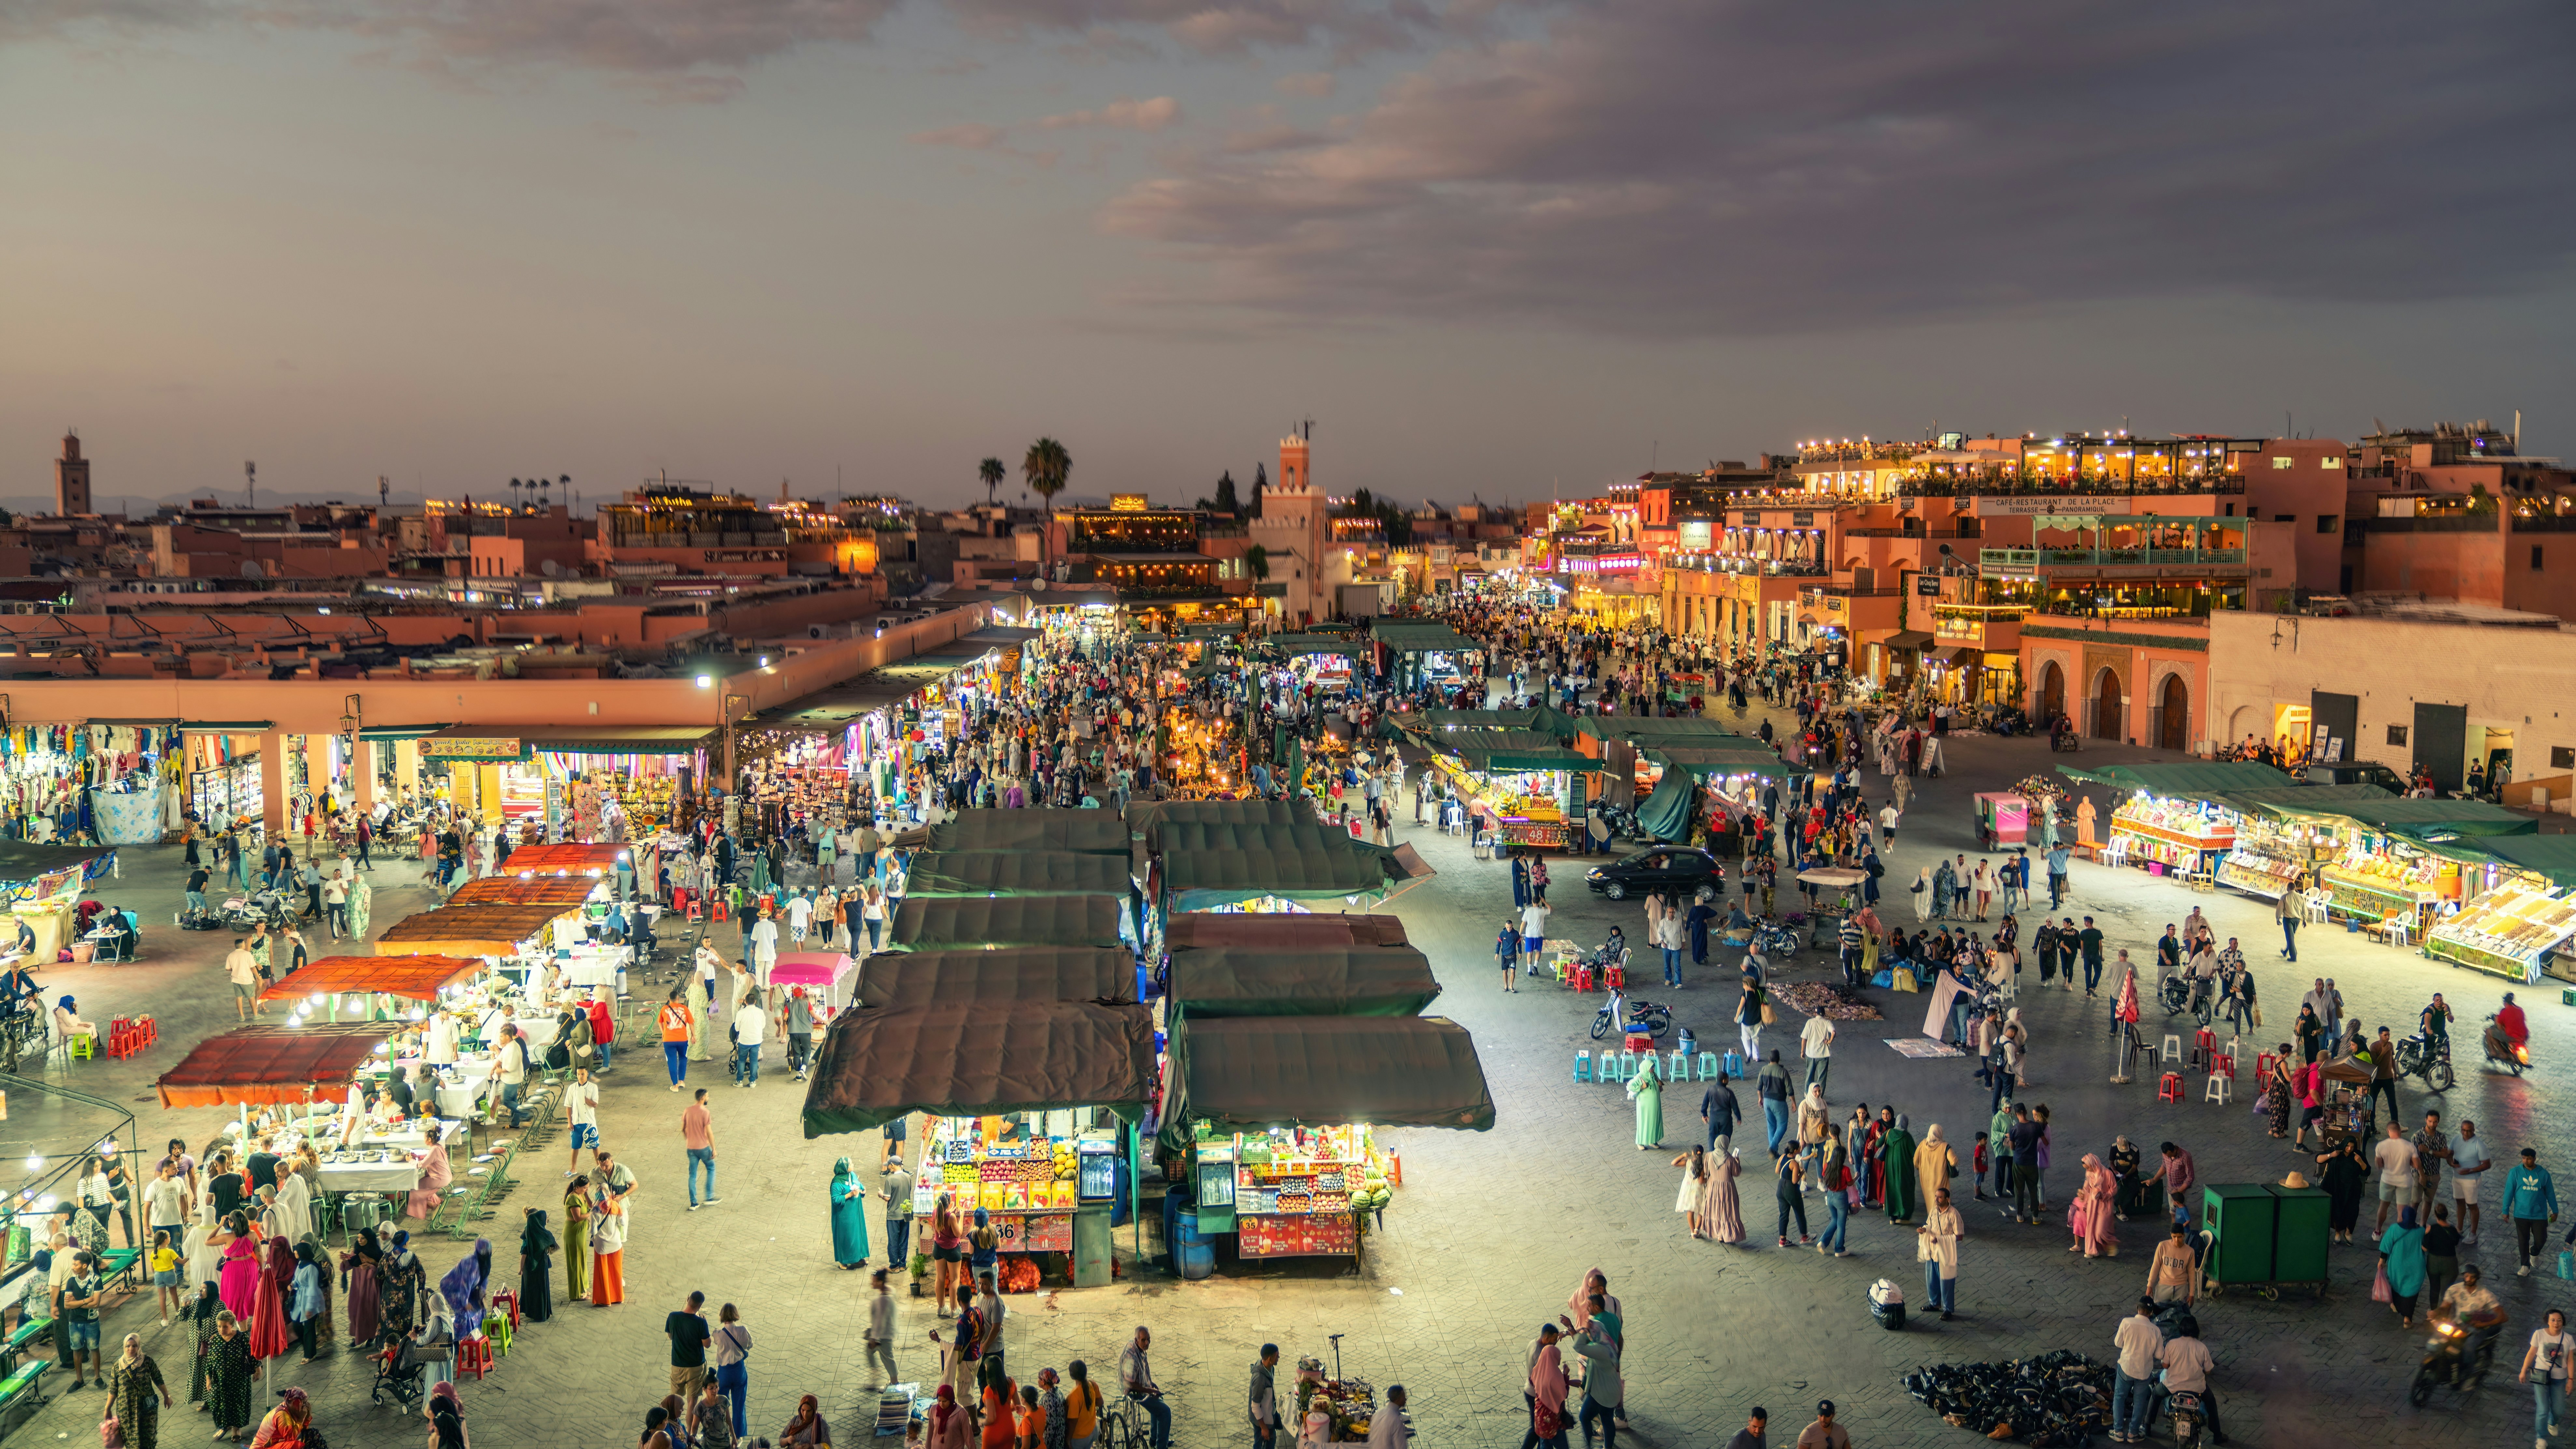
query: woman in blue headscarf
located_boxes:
[829,1159,871,1271]
[440,1241,489,1339]
[51,995,91,1053]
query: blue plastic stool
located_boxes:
[1599,1053,1624,1082]
[1572,1051,1593,1083]
[1722,1050,1746,1079]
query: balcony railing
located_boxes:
[1903,473,2246,499]
[1980,547,2246,570]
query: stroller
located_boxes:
[372,1323,452,1409]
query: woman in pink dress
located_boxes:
[216,1217,262,1322]
[407,1140,453,1221]
[2069,1153,2120,1259]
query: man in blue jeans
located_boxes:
[1119,1326,1172,1449]
[1757,1052,1793,1156]
[682,1089,721,1209]
[2111,1297,2164,1442]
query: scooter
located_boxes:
[2409,1313,2506,1405]
[1589,990,1673,1041]
[2483,1015,2530,1077]
[2164,1388,2206,1449]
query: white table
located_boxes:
[317,1158,423,1194]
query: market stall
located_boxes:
[884,894,1133,951]
[1128,797,1317,846]
[1632,745,1798,846]
[852,947,1137,1011]
[260,954,487,1021]
[1157,1015,1494,1261]
[1167,948,1441,1020]
[902,850,1137,899]
[374,899,614,991]
[2204,786,2389,898]
[2312,1055,2376,1151]
[898,814,1132,855]
[2257,797,2536,929]
[770,950,860,1012]
[2057,762,2295,876]
[1152,823,1415,914]
[445,877,603,909]
[1163,912,1409,951]
[800,999,1158,1285]
[0,843,116,963]
[157,1022,395,1107]
[1368,620,1482,691]
[1424,734,1606,851]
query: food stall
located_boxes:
[1424,733,1603,850]
[1166,948,1442,1020]
[260,954,487,1022]
[1129,797,1317,849]
[0,843,116,963]
[374,899,608,993]
[1150,823,1421,916]
[897,813,1132,855]
[2424,879,2576,984]
[154,1022,461,1200]
[2257,797,2537,930]
[2312,1055,2376,1151]
[2057,762,2296,875]
[1368,620,1481,692]
[801,999,1159,1287]
[884,894,1134,952]
[852,948,1137,1011]
[1157,1015,1494,1263]
[769,950,860,1014]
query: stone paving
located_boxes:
[12,729,2576,1449]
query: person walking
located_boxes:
[683,1089,721,1210]
[2276,882,2303,961]
[2379,1206,2429,1329]
[2519,1306,2575,1449]
[863,1271,899,1389]
[2372,1121,2418,1237]
[102,1332,172,1449]
[1699,1071,1741,1158]
[829,1158,871,1270]
[660,989,694,1091]
[1626,1053,1664,1151]
[1799,1013,1834,1094]
[1773,1151,1810,1248]
[1919,1187,1964,1321]
[2453,1119,2490,1244]
[2503,1148,2559,1276]
[1570,1321,1620,1449]
[1249,1343,1282,1449]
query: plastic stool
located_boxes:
[1697,1052,1721,1080]
[1573,1051,1593,1083]
[2256,1051,2279,1082]
[68,1031,95,1061]
[2192,1028,2217,1064]
[1604,964,1627,992]
[2160,1034,2183,1066]
[2203,1074,2233,1104]
[1618,1051,1640,1080]
[1723,1050,1746,1079]
[1573,965,1596,993]
[713,899,730,923]
[1668,1051,1692,1081]
[2157,1072,2186,1104]
[455,1334,492,1381]
[2213,1051,2237,1079]
[1599,1053,1623,1083]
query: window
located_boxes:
[2271,457,2295,470]
[2555,746,2575,770]
[2323,456,2344,469]
[2317,514,2339,534]
[2388,724,2409,747]
[2535,545,2546,571]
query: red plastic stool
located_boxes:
[1604,964,1627,992]
[2256,1051,2278,1082]
[713,899,730,922]
[2157,1072,2186,1104]
[455,1334,492,1380]
[2213,1051,2237,1079]
[491,1286,521,1331]
[139,1015,157,1046]
[2189,1029,2216,1068]
[106,1019,132,1060]
[1573,964,1596,992]
[1624,1032,1655,1054]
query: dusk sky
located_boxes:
[6,1,2573,513]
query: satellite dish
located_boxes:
[240,561,265,579]
[540,559,563,578]
[1031,579,1049,592]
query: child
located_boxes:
[1496,920,1521,994]
[150,1228,182,1325]
[1971,1133,1991,1202]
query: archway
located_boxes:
[2159,673,2189,753]
[2040,661,2066,725]
[2092,668,2124,741]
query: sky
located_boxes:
[5,0,2574,515]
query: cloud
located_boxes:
[941,0,1449,58]
[1039,95,1178,131]
[1274,70,1335,98]
[908,121,1060,166]
[1099,0,2576,337]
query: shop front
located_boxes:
[2,722,178,845]
[185,725,271,835]
[417,726,714,839]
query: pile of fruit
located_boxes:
[980,1157,1053,1185]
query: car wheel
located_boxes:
[1604,882,1627,901]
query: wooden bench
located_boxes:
[0,1357,51,1435]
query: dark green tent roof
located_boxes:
[886,894,1129,951]
[1165,913,1411,950]
[2214,783,2395,812]
[902,851,1136,898]
[1428,729,1606,773]
[916,814,1132,856]
[1268,634,1363,658]
[1129,797,1317,845]
[1156,1015,1495,1155]
[2465,834,2576,886]
[1384,707,1574,743]
[1645,745,1797,782]
[1573,716,1750,745]
[1368,621,1479,654]
[854,948,1137,1010]
[2057,761,2295,801]
[803,1000,1155,1137]
[1168,947,1442,1020]
[1155,823,1402,908]
[2256,795,2538,836]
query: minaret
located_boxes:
[56,432,92,516]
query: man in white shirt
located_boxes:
[750,911,781,1009]
[787,892,813,946]
[487,1023,530,1129]
[141,1160,190,1241]
[2451,1118,2490,1244]
[1799,1014,1836,1093]
[2156,1324,2223,1443]
[224,941,264,1022]
[1521,900,1552,960]
[731,999,767,1087]
[565,1066,600,1175]
[2372,1121,2419,1235]
[1365,1384,1408,1449]
[2110,1297,2164,1442]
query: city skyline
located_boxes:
[7,0,2573,510]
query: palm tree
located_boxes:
[978,457,1006,508]
[1246,544,1270,583]
[1022,438,1072,511]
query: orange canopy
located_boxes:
[157,1023,393,1109]
[260,954,486,1005]
[447,877,599,907]
[375,902,580,956]
[496,843,630,875]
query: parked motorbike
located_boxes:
[2155,974,2214,1027]
[2164,1388,2206,1449]
[1589,990,1673,1041]
[2483,1014,2530,1077]
[2409,1312,2507,1406]
[2393,1032,2457,1091]
[1749,921,1800,960]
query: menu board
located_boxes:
[2427,881,2576,984]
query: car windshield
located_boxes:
[1619,851,1660,867]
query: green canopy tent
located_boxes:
[1643,745,1798,783]
[1571,716,1752,746]
[901,850,1138,898]
[1267,635,1364,658]
[2252,796,2540,837]
[1153,822,1415,911]
[2462,834,2576,887]
[802,1000,1156,1137]
[2055,761,2296,803]
[1427,731,1608,775]
[1165,912,1411,950]
[885,894,1130,951]
[1167,947,1442,1020]
[1128,797,1316,846]
[1381,707,1575,743]
[1633,770,1696,843]
[901,813,1133,855]
[1367,620,1480,653]
[853,947,1137,1010]
[2211,783,2396,814]
[1155,1015,1496,1157]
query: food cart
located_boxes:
[1156,1015,1495,1266]
[1424,734,1603,851]
[1972,793,2029,848]
[2313,1055,2376,1151]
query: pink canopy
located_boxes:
[772,950,857,989]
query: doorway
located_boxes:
[2040,661,2065,725]
[2158,674,2189,752]
[2092,668,2124,742]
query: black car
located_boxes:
[1584,846,1721,900]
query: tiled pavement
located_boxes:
[15,735,2576,1449]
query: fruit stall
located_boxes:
[1425,734,1607,852]
[910,1114,1117,1255]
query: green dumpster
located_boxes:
[2202,1184,2277,1287]
[2266,1184,2332,1288]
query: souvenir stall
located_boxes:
[1,723,176,845]
[415,726,712,836]
[1424,735,1604,851]
[802,999,1157,1289]
[1631,745,1796,849]
[769,950,859,1015]
[0,843,116,962]
[1156,1015,1494,1264]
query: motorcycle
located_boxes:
[2393,1032,2457,1091]
[1589,990,1673,1041]
[2409,1313,2506,1406]
[2164,1388,2206,1449]
[1748,920,1800,960]
[2155,975,2214,1027]
[2483,1014,2530,1077]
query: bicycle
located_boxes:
[1095,1392,1153,1449]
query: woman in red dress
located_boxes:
[246,1237,294,1367]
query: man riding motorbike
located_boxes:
[2432,1266,2508,1384]
[2487,993,2531,1070]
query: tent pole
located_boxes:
[1129,1121,1141,1270]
